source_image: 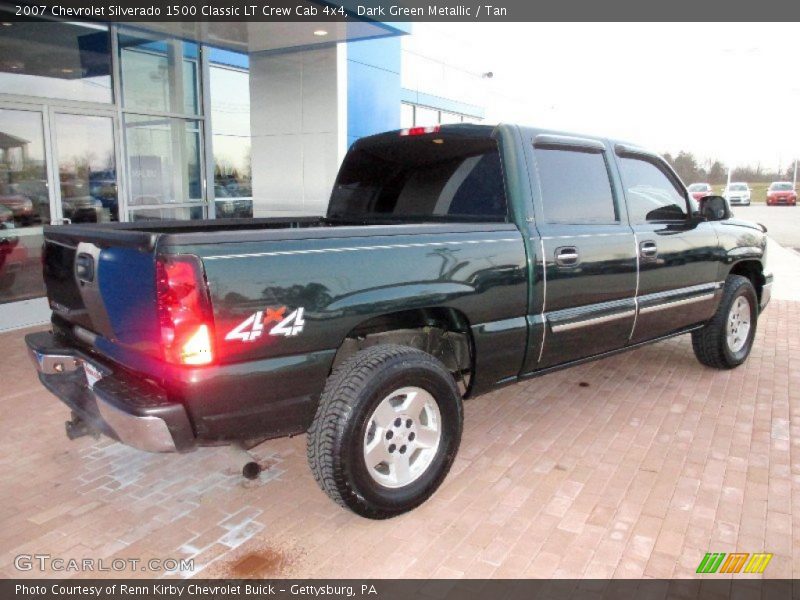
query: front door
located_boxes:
[0,106,52,309]
[614,150,720,343]
[51,111,119,225]
[0,104,120,330]
[522,136,637,373]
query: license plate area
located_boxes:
[83,360,104,389]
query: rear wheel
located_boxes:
[307,344,463,519]
[692,275,758,369]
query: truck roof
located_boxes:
[356,123,656,159]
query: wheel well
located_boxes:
[332,308,474,396]
[729,260,765,302]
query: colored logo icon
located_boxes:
[696,552,772,574]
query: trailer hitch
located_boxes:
[64,411,100,441]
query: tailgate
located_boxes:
[42,224,162,361]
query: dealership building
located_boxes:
[0,12,486,330]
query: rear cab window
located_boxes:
[533,146,619,224]
[328,132,508,222]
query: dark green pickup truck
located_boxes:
[26,124,772,518]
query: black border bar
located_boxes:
[5,0,800,22]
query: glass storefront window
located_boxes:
[439,111,462,125]
[0,108,49,304]
[401,103,414,129]
[0,21,112,104]
[55,114,118,223]
[414,106,439,127]
[118,30,199,116]
[401,102,481,127]
[209,51,251,219]
[125,115,202,211]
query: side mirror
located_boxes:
[698,195,731,221]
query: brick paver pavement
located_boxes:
[1,251,797,579]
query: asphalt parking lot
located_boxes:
[0,227,798,580]
[733,205,800,249]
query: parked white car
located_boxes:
[724,182,751,206]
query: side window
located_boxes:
[534,147,618,224]
[618,157,689,223]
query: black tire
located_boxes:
[692,275,758,369]
[307,344,463,519]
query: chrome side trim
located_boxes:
[550,309,636,333]
[638,292,715,315]
[97,398,177,453]
[629,232,640,341]
[204,237,520,261]
[537,238,547,364]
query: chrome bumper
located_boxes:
[26,332,194,453]
[95,398,178,453]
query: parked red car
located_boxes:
[766,182,797,206]
[0,206,27,291]
[687,182,714,201]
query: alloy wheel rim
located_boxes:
[362,386,442,489]
[726,295,751,353]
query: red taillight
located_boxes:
[156,255,215,366]
[400,125,440,136]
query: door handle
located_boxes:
[640,241,658,259]
[555,246,579,266]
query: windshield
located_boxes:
[687,184,709,191]
[328,135,507,222]
[729,184,748,191]
[770,183,793,191]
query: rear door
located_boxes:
[522,135,637,372]
[613,148,720,343]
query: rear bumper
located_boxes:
[25,331,195,453]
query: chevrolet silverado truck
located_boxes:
[26,124,772,519]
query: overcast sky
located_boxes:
[406,23,799,171]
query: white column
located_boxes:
[249,46,344,217]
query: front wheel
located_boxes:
[307,344,463,519]
[692,275,758,369]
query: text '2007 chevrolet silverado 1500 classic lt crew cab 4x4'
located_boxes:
[26,124,772,519]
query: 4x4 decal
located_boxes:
[225,307,305,342]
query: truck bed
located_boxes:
[40,216,527,446]
[44,216,511,251]
[44,217,327,252]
